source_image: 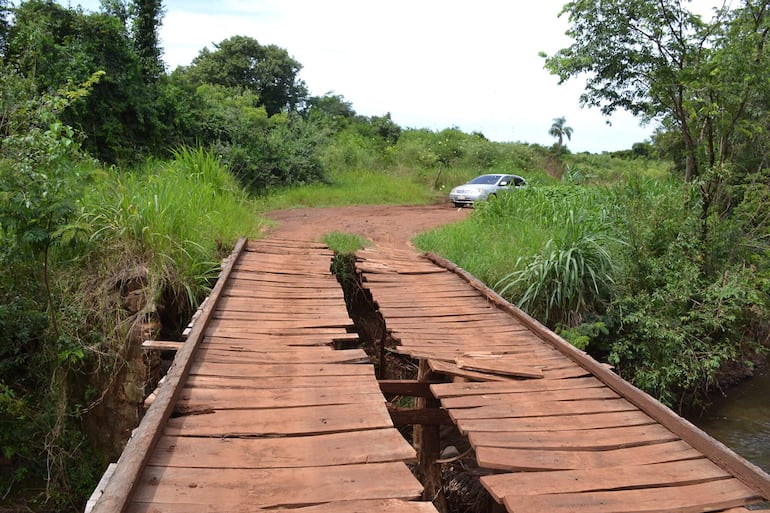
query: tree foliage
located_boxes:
[132,0,165,82]
[184,35,308,116]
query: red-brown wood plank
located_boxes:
[132,462,423,509]
[469,424,679,450]
[165,402,394,437]
[481,459,732,499]
[476,440,702,471]
[501,479,759,513]
[148,429,415,468]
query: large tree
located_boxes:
[185,35,307,116]
[543,0,770,184]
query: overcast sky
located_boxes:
[62,0,720,152]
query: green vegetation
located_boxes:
[322,231,370,254]
[1,0,769,510]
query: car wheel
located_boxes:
[453,202,463,208]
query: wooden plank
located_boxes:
[500,479,759,513]
[441,386,619,408]
[90,238,247,513]
[476,440,702,471]
[469,424,679,450]
[148,429,416,468]
[132,462,423,509]
[456,410,655,435]
[426,251,770,498]
[481,459,732,499]
[431,376,605,397]
[207,318,354,330]
[185,374,373,390]
[203,332,359,345]
[176,385,384,411]
[204,326,353,338]
[188,361,374,378]
[213,311,352,324]
[455,357,544,379]
[165,402,394,437]
[193,347,370,365]
[448,398,636,421]
[428,360,515,382]
[132,495,437,512]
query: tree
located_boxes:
[549,116,573,150]
[542,0,711,181]
[0,0,9,56]
[184,35,307,116]
[132,0,165,83]
[6,0,163,162]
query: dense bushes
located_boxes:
[417,176,769,408]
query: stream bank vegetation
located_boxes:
[1,0,769,510]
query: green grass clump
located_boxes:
[82,147,265,306]
[322,231,370,253]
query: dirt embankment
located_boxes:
[264,204,470,249]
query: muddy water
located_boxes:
[690,370,770,473]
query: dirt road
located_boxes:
[264,204,470,250]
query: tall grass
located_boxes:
[416,185,620,327]
[82,147,265,307]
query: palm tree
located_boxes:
[549,116,573,150]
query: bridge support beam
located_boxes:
[414,359,449,513]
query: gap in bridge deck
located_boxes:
[330,251,504,513]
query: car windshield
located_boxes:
[468,175,501,185]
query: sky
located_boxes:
[61,0,718,153]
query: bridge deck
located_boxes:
[356,245,770,513]
[89,238,770,513]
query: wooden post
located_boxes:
[414,359,448,512]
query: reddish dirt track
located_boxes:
[263,204,471,250]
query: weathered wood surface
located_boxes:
[356,245,770,513]
[92,239,435,513]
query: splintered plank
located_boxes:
[481,459,731,499]
[193,347,369,365]
[188,361,374,379]
[149,429,415,468]
[441,386,619,408]
[456,410,656,435]
[448,398,637,421]
[165,402,394,437]
[176,384,383,411]
[469,424,679,450]
[428,359,514,382]
[500,479,759,513]
[431,376,605,397]
[476,440,702,471]
[455,356,544,379]
[132,462,423,509]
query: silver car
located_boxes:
[449,174,527,207]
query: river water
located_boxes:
[690,370,770,473]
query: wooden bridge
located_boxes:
[88,237,770,513]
